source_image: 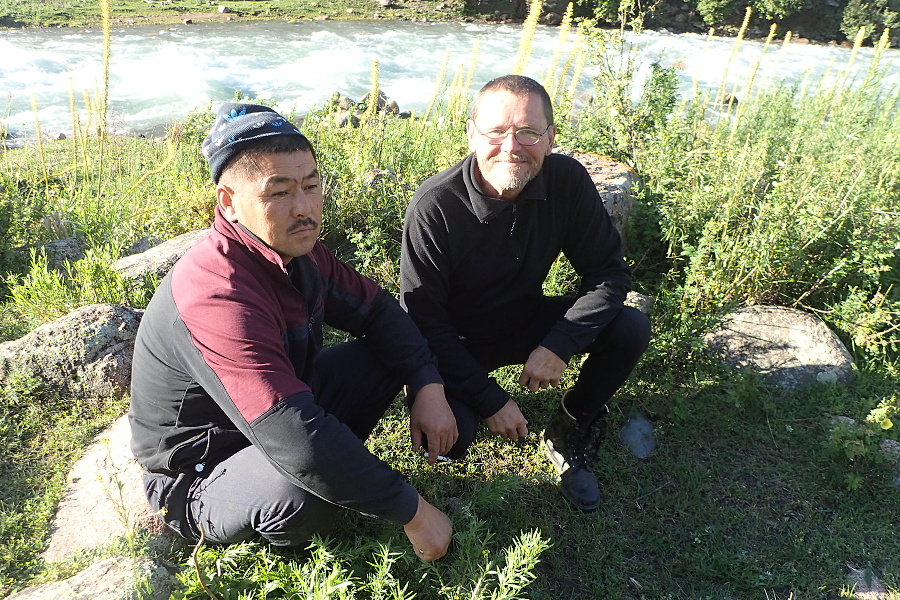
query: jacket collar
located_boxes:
[461,153,548,222]
[212,205,290,275]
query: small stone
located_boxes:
[816,370,839,384]
[218,5,229,13]
[620,412,657,459]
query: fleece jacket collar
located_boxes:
[462,153,548,222]
[212,205,291,276]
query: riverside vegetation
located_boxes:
[1,1,899,597]
[0,0,896,45]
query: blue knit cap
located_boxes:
[202,102,305,183]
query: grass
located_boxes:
[0,0,480,29]
[1,3,899,598]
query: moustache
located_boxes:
[288,217,319,233]
[489,152,533,163]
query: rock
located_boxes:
[620,412,657,458]
[543,12,562,25]
[625,291,654,315]
[121,235,165,257]
[359,90,388,112]
[554,148,639,246]
[378,0,392,7]
[7,557,176,600]
[113,228,209,283]
[43,414,171,562]
[704,306,855,388]
[42,237,87,272]
[183,18,193,24]
[56,133,67,141]
[845,564,890,600]
[218,5,229,13]
[331,110,360,128]
[880,439,900,488]
[0,304,142,401]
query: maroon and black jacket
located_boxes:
[129,207,441,525]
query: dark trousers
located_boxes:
[445,299,651,459]
[142,339,402,547]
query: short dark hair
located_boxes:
[220,135,317,182]
[470,75,554,126]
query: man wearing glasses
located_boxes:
[400,75,651,512]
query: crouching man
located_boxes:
[129,103,455,561]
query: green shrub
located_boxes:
[564,26,679,168]
[6,246,157,324]
[636,56,900,331]
[841,0,900,42]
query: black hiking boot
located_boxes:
[541,394,603,512]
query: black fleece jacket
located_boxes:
[400,152,632,419]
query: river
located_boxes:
[1,19,898,144]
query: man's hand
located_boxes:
[403,494,452,562]
[519,346,567,392]
[484,398,529,440]
[409,383,458,465]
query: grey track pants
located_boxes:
[142,338,404,547]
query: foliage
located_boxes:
[629,34,900,364]
[5,246,158,323]
[302,74,470,289]
[0,0,468,28]
[174,480,550,600]
[563,25,679,168]
[0,172,56,295]
[0,373,124,596]
[841,0,900,43]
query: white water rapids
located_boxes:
[1,19,898,144]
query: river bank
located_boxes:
[2,0,483,30]
[2,0,892,47]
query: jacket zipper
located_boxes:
[509,203,520,260]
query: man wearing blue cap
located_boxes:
[129,103,455,561]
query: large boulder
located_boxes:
[114,228,209,283]
[0,304,142,400]
[43,414,171,563]
[6,557,176,600]
[704,305,855,388]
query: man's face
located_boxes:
[217,150,323,264]
[466,90,555,200]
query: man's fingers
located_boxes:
[411,428,422,452]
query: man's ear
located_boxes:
[545,124,557,156]
[465,119,477,152]
[216,184,239,222]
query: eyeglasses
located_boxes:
[471,123,552,146]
